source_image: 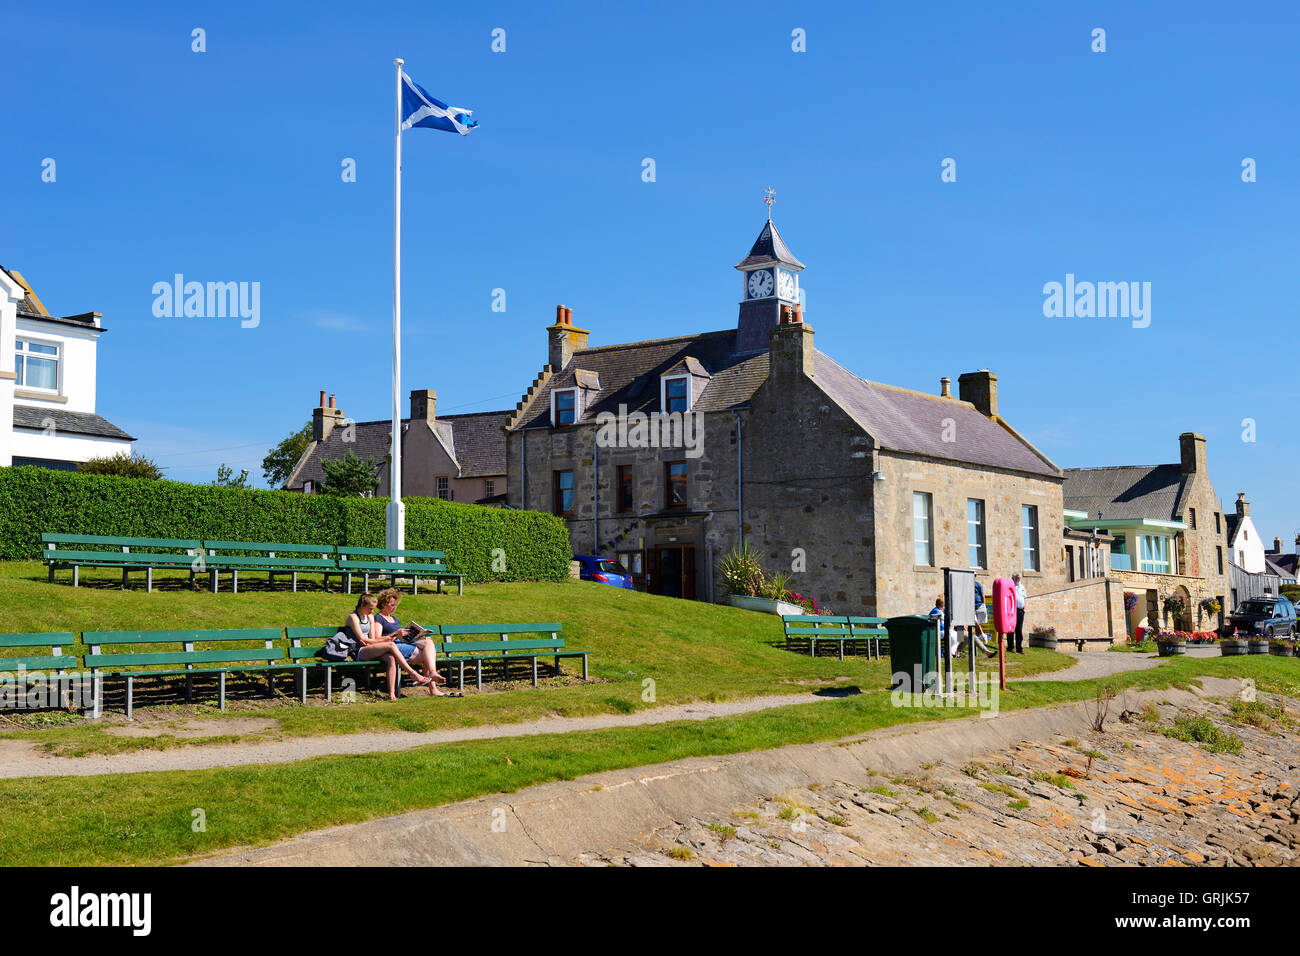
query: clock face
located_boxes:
[747,269,774,299]
[777,270,795,300]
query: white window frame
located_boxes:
[1139,534,1172,574]
[913,492,933,566]
[967,498,986,569]
[15,336,61,393]
[484,478,495,498]
[1021,504,1040,572]
[302,480,314,494]
[551,387,579,427]
[660,374,691,414]
[436,475,450,500]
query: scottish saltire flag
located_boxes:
[400,73,477,135]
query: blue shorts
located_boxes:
[393,641,418,660]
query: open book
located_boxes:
[406,621,434,640]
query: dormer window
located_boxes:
[661,375,689,414]
[552,388,578,426]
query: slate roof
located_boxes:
[512,329,1060,477]
[1265,556,1296,580]
[1062,465,1185,521]
[11,406,135,441]
[2,266,100,329]
[1225,513,1243,545]
[288,409,510,489]
[734,219,805,271]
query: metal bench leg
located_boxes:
[555,653,561,675]
[582,655,589,681]
[126,677,134,720]
[363,573,370,592]
[233,570,239,594]
[839,641,845,661]
[93,674,102,719]
[458,578,463,596]
[210,571,218,593]
[266,672,274,694]
[48,564,55,584]
[477,661,483,692]
[298,669,307,705]
[147,568,153,593]
[292,571,298,593]
[345,574,352,595]
[73,565,79,588]
[326,668,333,702]
[532,656,538,687]
[811,638,817,658]
[458,661,465,693]
[219,672,227,711]
[122,566,129,589]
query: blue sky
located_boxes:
[4,1,1297,543]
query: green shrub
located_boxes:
[0,466,570,583]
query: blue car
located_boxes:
[575,555,634,589]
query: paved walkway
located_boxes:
[0,648,1186,780]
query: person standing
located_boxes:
[1011,572,1027,654]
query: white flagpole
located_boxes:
[387,57,406,550]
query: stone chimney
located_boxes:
[312,390,345,442]
[1274,536,1283,554]
[940,377,951,398]
[410,389,437,422]
[1295,533,1300,557]
[547,304,589,371]
[1179,432,1207,474]
[1235,492,1250,517]
[768,309,815,382]
[957,370,998,418]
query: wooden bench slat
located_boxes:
[0,632,77,648]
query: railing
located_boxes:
[1110,553,1132,571]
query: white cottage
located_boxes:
[0,266,134,469]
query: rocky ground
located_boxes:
[575,691,1300,866]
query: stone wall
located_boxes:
[873,451,1066,619]
[1022,577,1119,648]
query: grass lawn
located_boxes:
[0,560,1071,754]
[1,653,1295,866]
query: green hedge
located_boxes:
[0,467,571,584]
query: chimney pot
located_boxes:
[319,389,327,408]
[328,395,336,410]
[556,304,566,325]
[792,304,803,324]
[1274,536,1283,554]
[940,377,951,398]
[564,306,573,325]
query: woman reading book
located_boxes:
[374,587,448,695]
[346,592,435,700]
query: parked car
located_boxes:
[1229,595,1296,638]
[574,554,634,590]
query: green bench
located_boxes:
[780,615,888,660]
[199,541,343,594]
[83,628,290,718]
[285,626,399,702]
[438,623,588,690]
[42,533,203,591]
[337,547,465,596]
[0,632,80,708]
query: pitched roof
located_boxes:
[512,329,769,429]
[3,266,102,330]
[734,219,805,271]
[11,406,135,441]
[1062,465,1185,521]
[288,410,510,489]
[1225,512,1243,545]
[812,352,1061,477]
[1264,556,1296,579]
[511,328,1060,477]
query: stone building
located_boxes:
[1063,433,1232,637]
[503,216,1077,620]
[285,389,508,503]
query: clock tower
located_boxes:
[734,191,805,353]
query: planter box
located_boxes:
[1269,643,1297,657]
[1247,639,1271,655]
[1028,634,1058,650]
[1157,641,1186,657]
[728,594,807,617]
[1220,639,1249,656]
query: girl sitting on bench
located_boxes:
[374,587,448,696]
[346,593,434,701]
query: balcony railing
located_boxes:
[1110,553,1132,571]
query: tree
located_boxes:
[78,452,163,480]
[262,422,312,488]
[320,450,380,497]
[213,464,250,488]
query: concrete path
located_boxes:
[187,676,1248,867]
[0,649,1189,779]
[0,690,851,779]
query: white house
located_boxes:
[0,266,134,469]
[1225,492,1266,573]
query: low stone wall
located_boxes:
[1024,577,1117,649]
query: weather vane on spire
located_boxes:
[762,187,775,219]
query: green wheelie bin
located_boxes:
[886,614,940,693]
